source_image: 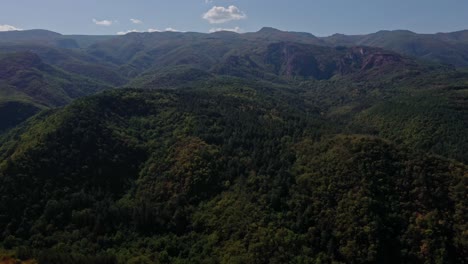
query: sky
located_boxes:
[1,0,468,36]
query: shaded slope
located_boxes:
[322,29,468,67]
[93,31,423,86]
[0,89,465,263]
[0,43,127,86]
[0,29,115,48]
[0,51,111,131]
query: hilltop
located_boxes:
[0,27,466,263]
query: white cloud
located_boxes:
[164,27,181,32]
[0,24,22,31]
[117,27,183,35]
[209,26,242,33]
[130,18,143,24]
[117,29,140,35]
[93,18,113,26]
[205,0,229,3]
[202,5,247,24]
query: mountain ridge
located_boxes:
[0,26,466,263]
[0,26,464,134]
[4,27,468,67]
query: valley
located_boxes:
[0,28,467,263]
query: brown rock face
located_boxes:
[361,52,403,70]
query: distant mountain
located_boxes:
[0,27,467,263]
[322,29,468,67]
[0,29,61,43]
[0,27,464,132]
[0,51,110,131]
[0,29,115,48]
[86,29,425,83]
[243,27,326,45]
[4,28,468,67]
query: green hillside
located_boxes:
[322,29,468,67]
[0,51,111,132]
[0,29,115,48]
[0,28,466,263]
[0,88,466,263]
[0,29,429,133]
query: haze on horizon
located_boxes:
[0,0,467,36]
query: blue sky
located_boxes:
[1,0,467,36]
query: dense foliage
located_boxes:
[0,87,466,263]
[0,28,467,263]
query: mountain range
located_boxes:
[0,28,467,263]
[1,27,466,130]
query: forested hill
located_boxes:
[0,88,466,263]
[0,27,467,263]
[321,29,468,67]
[1,27,466,133]
[3,28,468,67]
